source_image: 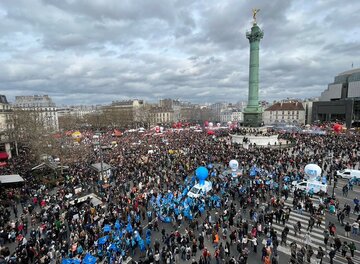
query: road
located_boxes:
[2,161,360,264]
[120,177,360,264]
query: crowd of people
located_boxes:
[0,127,359,264]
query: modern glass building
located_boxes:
[320,68,360,101]
[313,68,360,128]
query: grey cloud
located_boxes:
[0,0,359,105]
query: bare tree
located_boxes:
[10,109,50,161]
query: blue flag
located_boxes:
[115,220,121,230]
[138,238,146,252]
[322,176,327,184]
[98,236,108,245]
[250,167,257,177]
[126,223,133,233]
[83,253,97,264]
[107,243,118,252]
[103,224,111,232]
[61,259,81,264]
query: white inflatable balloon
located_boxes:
[304,164,322,180]
[229,159,239,172]
[208,122,214,127]
[216,123,221,127]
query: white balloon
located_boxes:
[209,122,214,127]
[304,164,322,180]
[216,123,221,127]
[229,159,239,172]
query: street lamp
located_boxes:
[332,175,337,198]
[277,173,282,200]
[95,130,105,183]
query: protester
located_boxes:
[0,125,359,264]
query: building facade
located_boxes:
[320,68,360,101]
[302,100,317,125]
[313,68,360,128]
[220,109,243,124]
[0,95,13,159]
[13,95,59,131]
[0,95,13,133]
[101,99,147,128]
[57,105,97,118]
[159,99,181,121]
[149,107,175,125]
[210,102,227,122]
[263,101,305,125]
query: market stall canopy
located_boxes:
[32,162,58,171]
[91,163,112,172]
[0,174,24,184]
[31,162,69,171]
[69,193,103,207]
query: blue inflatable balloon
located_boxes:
[196,166,208,185]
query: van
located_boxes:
[187,181,212,198]
[336,169,360,180]
[293,180,327,194]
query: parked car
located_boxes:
[336,169,360,180]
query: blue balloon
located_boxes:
[196,166,208,185]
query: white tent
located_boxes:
[0,174,24,184]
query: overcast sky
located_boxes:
[0,0,359,105]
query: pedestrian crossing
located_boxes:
[261,197,360,264]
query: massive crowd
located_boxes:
[0,127,359,264]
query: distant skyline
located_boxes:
[0,0,359,105]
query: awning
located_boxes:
[0,174,24,184]
[0,152,8,160]
[91,163,112,172]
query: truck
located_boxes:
[293,180,327,194]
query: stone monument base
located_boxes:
[231,127,279,148]
[243,112,263,127]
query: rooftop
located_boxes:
[338,68,360,76]
[266,102,305,111]
[0,95,9,104]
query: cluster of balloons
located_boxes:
[304,163,322,181]
[155,126,164,133]
[333,123,343,133]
